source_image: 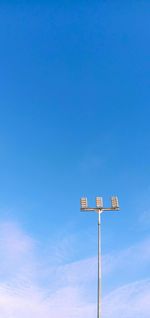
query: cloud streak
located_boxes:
[0,221,149,317]
[103,279,150,318]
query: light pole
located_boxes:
[80,196,120,318]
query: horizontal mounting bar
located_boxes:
[80,207,120,212]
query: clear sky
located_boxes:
[0,1,150,317]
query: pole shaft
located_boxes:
[97,212,101,318]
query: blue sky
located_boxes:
[0,1,150,317]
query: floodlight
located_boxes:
[80,197,88,209]
[96,197,103,209]
[111,196,119,209]
[80,194,120,318]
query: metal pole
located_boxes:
[80,196,120,318]
[97,211,101,318]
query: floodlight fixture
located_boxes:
[111,196,119,209]
[80,197,88,209]
[96,197,103,209]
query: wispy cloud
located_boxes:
[0,220,149,317]
[0,222,36,284]
[103,279,150,318]
[0,284,95,318]
[103,237,150,276]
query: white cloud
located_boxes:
[0,220,149,318]
[103,237,150,276]
[0,284,95,318]
[0,222,34,261]
[103,237,150,275]
[103,279,150,318]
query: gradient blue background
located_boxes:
[0,0,150,297]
